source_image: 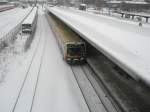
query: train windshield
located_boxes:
[22,24,32,29]
[67,44,85,56]
[67,47,81,56]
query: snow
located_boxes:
[0,6,90,112]
[13,14,45,112]
[0,8,38,112]
[0,7,32,39]
[48,7,150,86]
[22,7,37,25]
[67,7,150,27]
[0,4,14,9]
[108,0,148,4]
[0,31,39,112]
[29,8,89,112]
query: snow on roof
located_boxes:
[108,0,149,5]
[47,7,150,86]
[0,4,14,8]
[80,4,86,6]
[22,7,37,25]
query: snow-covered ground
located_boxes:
[0,8,38,112]
[48,7,150,86]
[0,24,41,112]
[67,6,150,25]
[0,31,39,111]
[30,10,89,112]
[0,7,91,112]
[68,7,150,27]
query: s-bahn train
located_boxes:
[22,7,38,33]
[79,4,87,11]
[46,10,86,64]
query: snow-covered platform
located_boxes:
[47,6,150,86]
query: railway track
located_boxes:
[47,7,150,112]
[86,55,150,112]
[11,13,46,112]
[29,35,46,112]
[0,7,33,51]
[81,64,122,112]
[47,9,150,112]
[12,33,40,112]
[71,64,118,112]
[71,55,150,112]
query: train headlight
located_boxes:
[67,58,71,61]
[74,59,79,61]
[80,57,84,60]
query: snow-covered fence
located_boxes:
[86,8,150,24]
[0,7,33,50]
[114,11,150,23]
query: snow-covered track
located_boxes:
[71,65,118,112]
[0,7,92,112]
[71,60,150,112]
[46,6,150,87]
[0,7,33,51]
[12,14,46,112]
[87,55,150,112]
[12,34,41,112]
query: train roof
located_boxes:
[22,7,37,25]
[80,4,87,6]
[60,27,83,44]
[50,13,83,44]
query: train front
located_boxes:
[66,42,86,64]
[22,23,32,33]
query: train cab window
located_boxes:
[67,47,82,56]
[67,43,86,57]
[22,24,32,29]
[22,24,32,33]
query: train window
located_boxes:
[22,24,31,28]
[67,47,82,56]
[22,24,32,33]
